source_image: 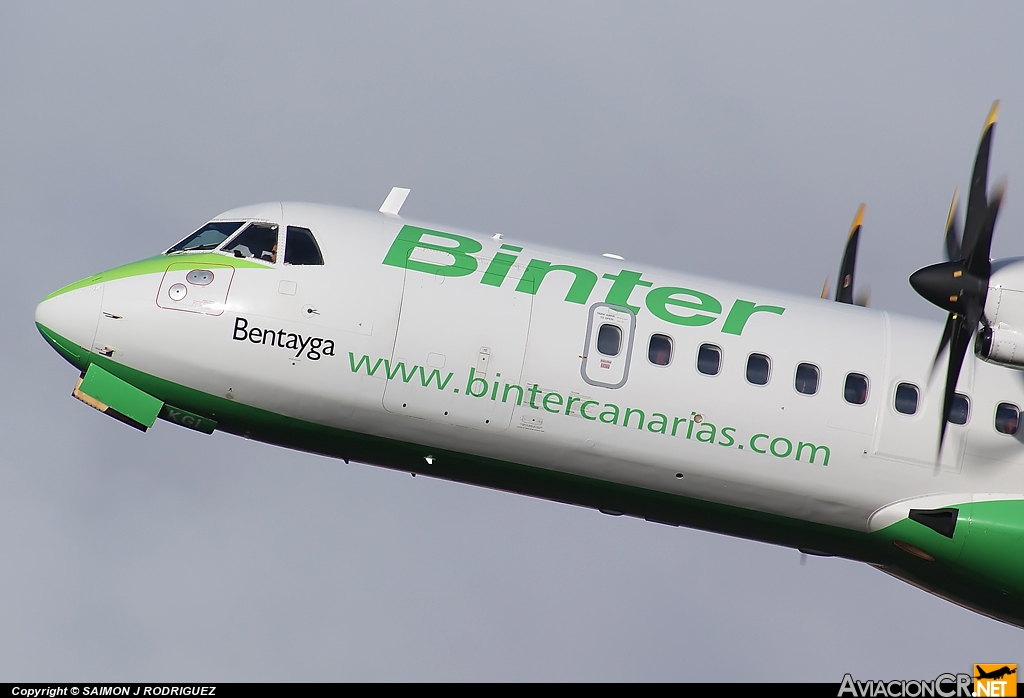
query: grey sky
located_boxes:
[2,1,1021,681]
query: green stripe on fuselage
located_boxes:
[43,253,269,300]
[39,326,882,561]
[37,321,87,370]
[33,324,1024,628]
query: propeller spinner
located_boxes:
[909,101,1005,452]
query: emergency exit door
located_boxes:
[581,303,635,389]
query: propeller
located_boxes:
[909,101,1004,453]
[944,188,962,262]
[836,203,864,304]
[821,204,871,306]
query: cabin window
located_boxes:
[995,402,1020,435]
[167,221,246,253]
[284,226,324,265]
[949,393,970,425]
[596,324,622,356]
[648,334,673,366]
[696,344,722,376]
[794,363,819,395]
[222,223,279,263]
[894,382,920,415]
[844,373,869,405]
[746,353,771,386]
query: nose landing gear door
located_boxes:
[581,304,635,389]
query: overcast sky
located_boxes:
[2,1,1022,681]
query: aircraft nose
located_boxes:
[35,282,104,370]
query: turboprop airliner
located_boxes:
[35,103,1024,628]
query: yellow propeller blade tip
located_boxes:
[985,100,1000,131]
[849,203,865,236]
[821,277,830,300]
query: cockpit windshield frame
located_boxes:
[167,218,322,269]
[217,220,281,265]
[166,221,248,255]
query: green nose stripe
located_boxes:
[43,253,269,301]
[36,322,87,370]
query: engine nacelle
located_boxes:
[978,257,1024,368]
[976,326,1024,367]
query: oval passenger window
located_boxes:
[995,402,1020,435]
[844,373,869,405]
[696,344,721,376]
[794,363,819,395]
[648,334,672,366]
[894,382,919,415]
[746,353,771,386]
[596,324,622,357]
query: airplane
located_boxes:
[976,665,1017,681]
[34,102,1024,629]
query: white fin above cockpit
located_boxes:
[379,187,411,216]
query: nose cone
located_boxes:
[35,283,103,370]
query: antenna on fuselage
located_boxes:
[379,187,411,216]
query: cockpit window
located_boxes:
[167,221,246,253]
[222,223,279,263]
[284,226,324,265]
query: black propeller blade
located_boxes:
[944,189,961,262]
[910,101,1003,454]
[836,204,864,305]
[822,204,869,306]
[962,103,997,262]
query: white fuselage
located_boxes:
[63,202,1024,535]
